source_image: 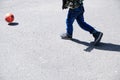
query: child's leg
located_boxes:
[76,14,96,34]
[66,9,77,36]
[76,6,97,34]
[76,6,103,44]
[76,15,103,44]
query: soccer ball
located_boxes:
[5,13,14,23]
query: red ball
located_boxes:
[5,13,14,23]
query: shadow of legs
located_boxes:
[71,38,95,52]
[71,38,120,52]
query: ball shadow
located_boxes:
[8,22,19,26]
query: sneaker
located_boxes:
[93,32,103,45]
[61,33,72,39]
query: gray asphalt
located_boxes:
[0,0,120,80]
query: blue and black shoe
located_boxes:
[93,32,103,45]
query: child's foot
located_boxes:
[93,32,103,45]
[61,33,72,40]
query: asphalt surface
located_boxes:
[0,0,120,80]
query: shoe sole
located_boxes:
[61,37,72,40]
[94,33,103,46]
